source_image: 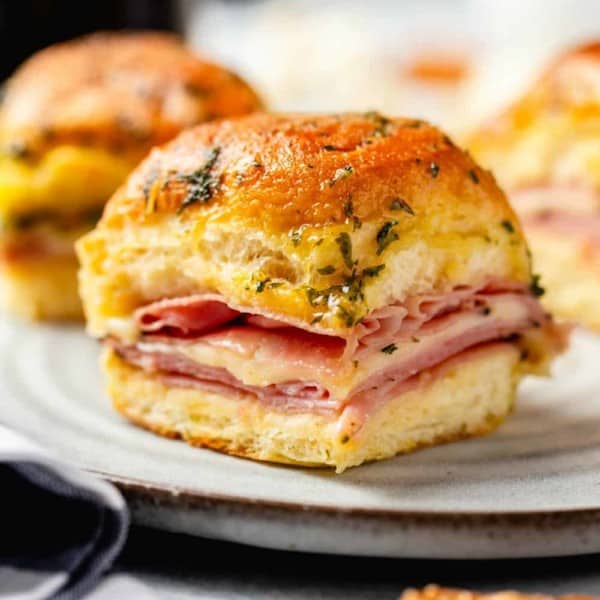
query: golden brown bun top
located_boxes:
[78,112,533,333]
[401,585,597,600]
[467,41,600,190]
[103,111,515,235]
[0,31,263,161]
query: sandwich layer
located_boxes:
[105,342,520,472]
[106,281,560,441]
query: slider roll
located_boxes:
[78,113,566,471]
[0,32,263,319]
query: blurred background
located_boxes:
[1,0,599,135]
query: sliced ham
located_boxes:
[133,293,343,340]
[136,298,240,337]
[111,285,555,430]
[133,280,533,361]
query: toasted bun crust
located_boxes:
[102,112,517,232]
[401,585,595,600]
[0,31,263,161]
[104,343,520,472]
[467,42,600,191]
[77,113,532,337]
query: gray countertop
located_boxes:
[115,527,600,599]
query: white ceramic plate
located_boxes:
[2,317,600,559]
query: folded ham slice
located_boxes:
[110,282,558,433]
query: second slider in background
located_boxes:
[468,42,600,332]
[0,30,263,321]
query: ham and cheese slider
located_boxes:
[468,42,600,330]
[0,31,262,320]
[401,585,596,600]
[77,112,567,472]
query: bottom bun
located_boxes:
[1,255,83,320]
[528,228,600,331]
[105,342,521,472]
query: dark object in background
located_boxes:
[0,0,181,81]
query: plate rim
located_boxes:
[93,469,600,521]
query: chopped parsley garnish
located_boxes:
[364,111,393,137]
[343,197,362,230]
[176,147,221,214]
[256,278,283,292]
[256,279,270,292]
[389,198,414,215]
[335,232,354,269]
[337,306,356,327]
[429,162,440,178]
[290,229,302,246]
[343,198,353,218]
[530,274,545,297]
[501,220,515,234]
[468,168,480,184]
[340,271,364,302]
[362,264,385,278]
[376,220,399,255]
[329,165,354,186]
[381,343,397,355]
[317,265,336,275]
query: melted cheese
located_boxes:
[0,145,133,219]
[134,293,535,399]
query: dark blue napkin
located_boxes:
[0,426,129,599]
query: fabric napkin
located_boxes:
[0,425,129,599]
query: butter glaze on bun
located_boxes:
[0,31,263,162]
[78,113,566,471]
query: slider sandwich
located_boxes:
[401,585,596,600]
[0,32,262,319]
[468,42,600,330]
[77,113,567,471]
